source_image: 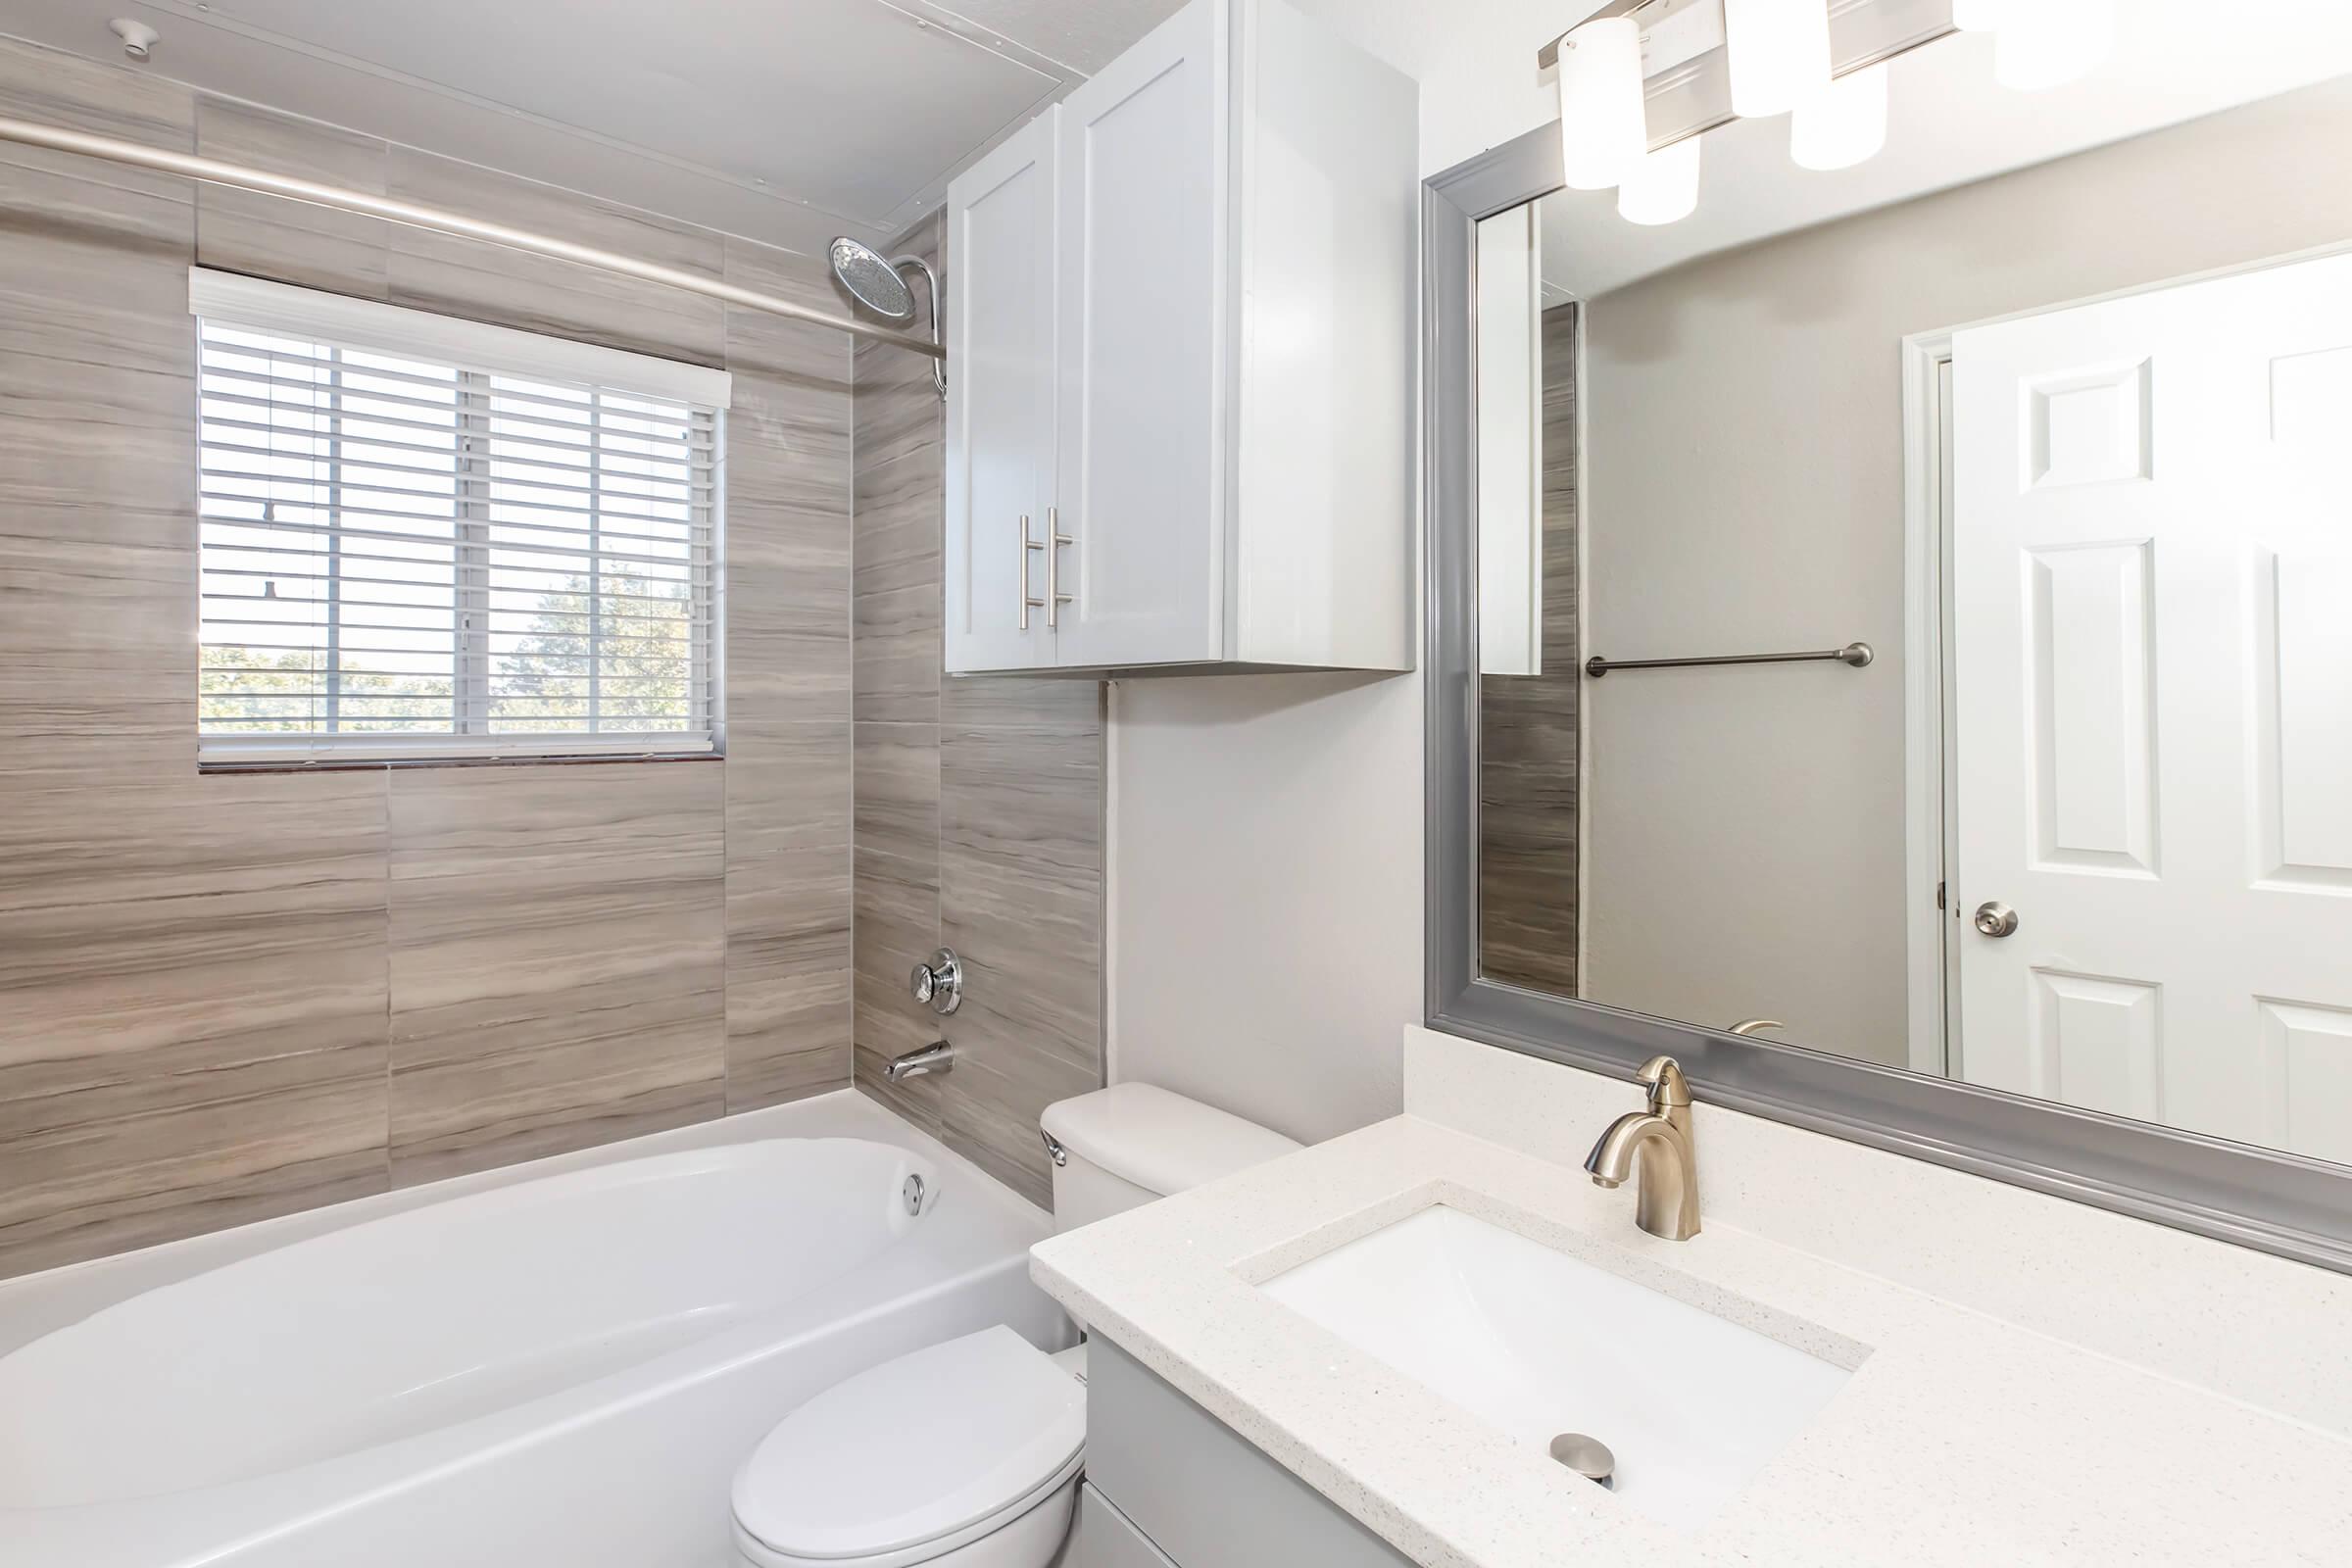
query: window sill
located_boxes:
[199,751,725,776]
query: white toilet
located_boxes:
[729,1084,1300,1568]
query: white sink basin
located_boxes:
[1259,1205,1856,1530]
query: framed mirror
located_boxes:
[1426,2,2352,1272]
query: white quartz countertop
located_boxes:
[1030,1114,2352,1567]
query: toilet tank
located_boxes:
[1040,1084,1301,1233]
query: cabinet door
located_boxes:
[945,110,1058,673]
[1052,0,1227,668]
[1063,1485,1178,1568]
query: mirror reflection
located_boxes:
[1473,23,2352,1165]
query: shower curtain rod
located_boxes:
[0,115,947,360]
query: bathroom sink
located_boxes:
[1258,1205,1854,1530]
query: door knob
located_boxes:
[909,948,962,1014]
[1973,902,2020,939]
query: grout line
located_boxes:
[380,762,394,1188]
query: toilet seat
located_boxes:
[731,1327,1085,1568]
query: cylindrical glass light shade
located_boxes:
[1557,17,1647,190]
[1994,0,2117,90]
[1790,63,1888,171]
[1617,134,1702,226]
[1724,0,1832,119]
[1951,0,2010,29]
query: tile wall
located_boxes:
[1477,301,1582,997]
[848,215,1106,1210]
[0,35,870,1276]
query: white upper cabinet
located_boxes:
[944,111,1058,673]
[943,0,1416,676]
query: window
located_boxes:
[190,270,729,764]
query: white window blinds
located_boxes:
[189,270,729,764]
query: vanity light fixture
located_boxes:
[1536,0,2123,228]
[1617,134,1702,224]
[1555,16,1648,190]
[1722,0,1831,119]
[1789,61,1888,171]
[1993,0,2116,90]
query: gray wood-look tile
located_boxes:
[385,146,727,366]
[725,245,854,731]
[726,720,853,861]
[0,172,191,372]
[0,1043,388,1281]
[0,774,391,1278]
[386,763,727,1184]
[851,221,950,479]
[850,216,945,478]
[0,36,193,203]
[933,696,1105,1201]
[853,443,946,595]
[940,715,1105,1082]
[194,98,391,298]
[725,721,853,1110]
[0,31,879,1270]
[941,1034,1098,1212]
[0,37,199,810]
[0,502,193,787]
[854,446,943,726]
[851,718,945,1134]
[728,393,853,728]
[1479,302,1583,998]
[839,209,1107,1199]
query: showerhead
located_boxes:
[828,237,916,322]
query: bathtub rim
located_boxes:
[0,1088,1053,1362]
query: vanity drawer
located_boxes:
[1084,1334,1414,1568]
[1063,1484,1178,1568]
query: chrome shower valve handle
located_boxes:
[909,948,962,1015]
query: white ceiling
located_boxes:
[1540,1,2352,299]
[0,0,1187,259]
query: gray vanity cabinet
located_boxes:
[1063,1487,1179,1568]
[1069,1335,1416,1568]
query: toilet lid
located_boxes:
[733,1327,1085,1562]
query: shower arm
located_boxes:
[890,252,948,398]
[0,114,948,362]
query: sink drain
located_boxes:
[1548,1433,1615,1490]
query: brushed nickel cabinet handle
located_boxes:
[1048,506,1074,630]
[1019,513,1046,631]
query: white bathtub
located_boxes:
[0,1092,1067,1568]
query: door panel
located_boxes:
[2024,540,2157,874]
[1053,0,1225,667]
[945,111,1057,672]
[2258,552,2352,886]
[1953,251,2352,1159]
[2029,969,2164,1123]
[2265,1000,2352,1165]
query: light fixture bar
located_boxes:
[1538,0,1956,150]
[1537,0,1651,71]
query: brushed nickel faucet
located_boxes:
[1584,1055,1700,1241]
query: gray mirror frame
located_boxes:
[1422,122,2352,1278]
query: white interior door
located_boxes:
[1952,251,2352,1162]
[944,110,1057,673]
[1051,0,1225,668]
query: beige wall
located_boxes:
[0,33,1097,1277]
[1579,77,2352,1064]
[1105,0,1441,1146]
